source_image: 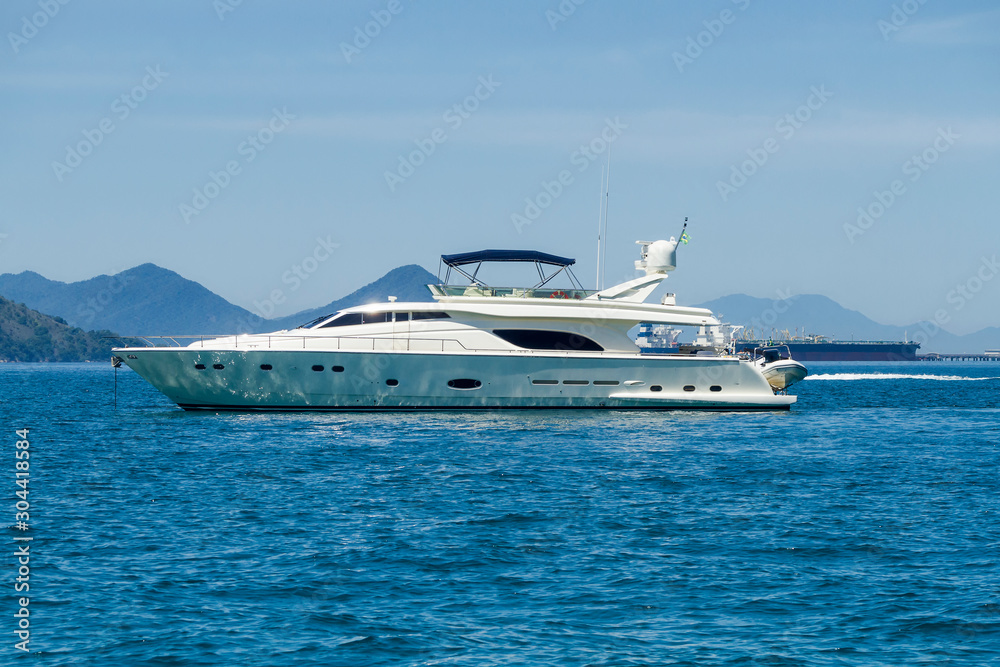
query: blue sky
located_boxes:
[2,0,998,333]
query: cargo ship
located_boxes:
[733,335,919,361]
[637,325,920,362]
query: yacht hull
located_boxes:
[114,347,794,411]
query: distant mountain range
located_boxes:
[1,263,997,357]
[696,293,999,354]
[0,264,267,335]
[0,263,437,336]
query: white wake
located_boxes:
[804,373,999,382]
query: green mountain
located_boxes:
[0,296,116,362]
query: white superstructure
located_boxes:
[113,238,804,410]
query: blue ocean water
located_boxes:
[1,361,999,665]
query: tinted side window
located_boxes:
[492,329,603,352]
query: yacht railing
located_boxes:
[107,334,478,353]
[429,285,598,299]
[105,334,637,356]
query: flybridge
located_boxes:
[438,249,585,290]
[431,239,684,302]
[441,250,574,267]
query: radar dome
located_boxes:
[634,238,678,275]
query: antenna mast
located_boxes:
[596,164,605,290]
[600,143,612,290]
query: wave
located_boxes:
[805,373,1000,382]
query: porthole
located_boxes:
[710,385,722,392]
[260,364,272,371]
[311,365,324,372]
[332,366,344,373]
[194,363,206,370]
[593,380,619,386]
[650,385,662,392]
[531,379,558,385]
[563,380,589,385]
[448,379,482,390]
[683,385,696,392]
[386,379,399,387]
[213,364,225,370]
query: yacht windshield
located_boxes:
[297,313,336,329]
[319,313,365,328]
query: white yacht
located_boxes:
[113,238,804,410]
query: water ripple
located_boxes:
[1,362,998,665]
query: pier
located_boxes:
[918,353,1000,362]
